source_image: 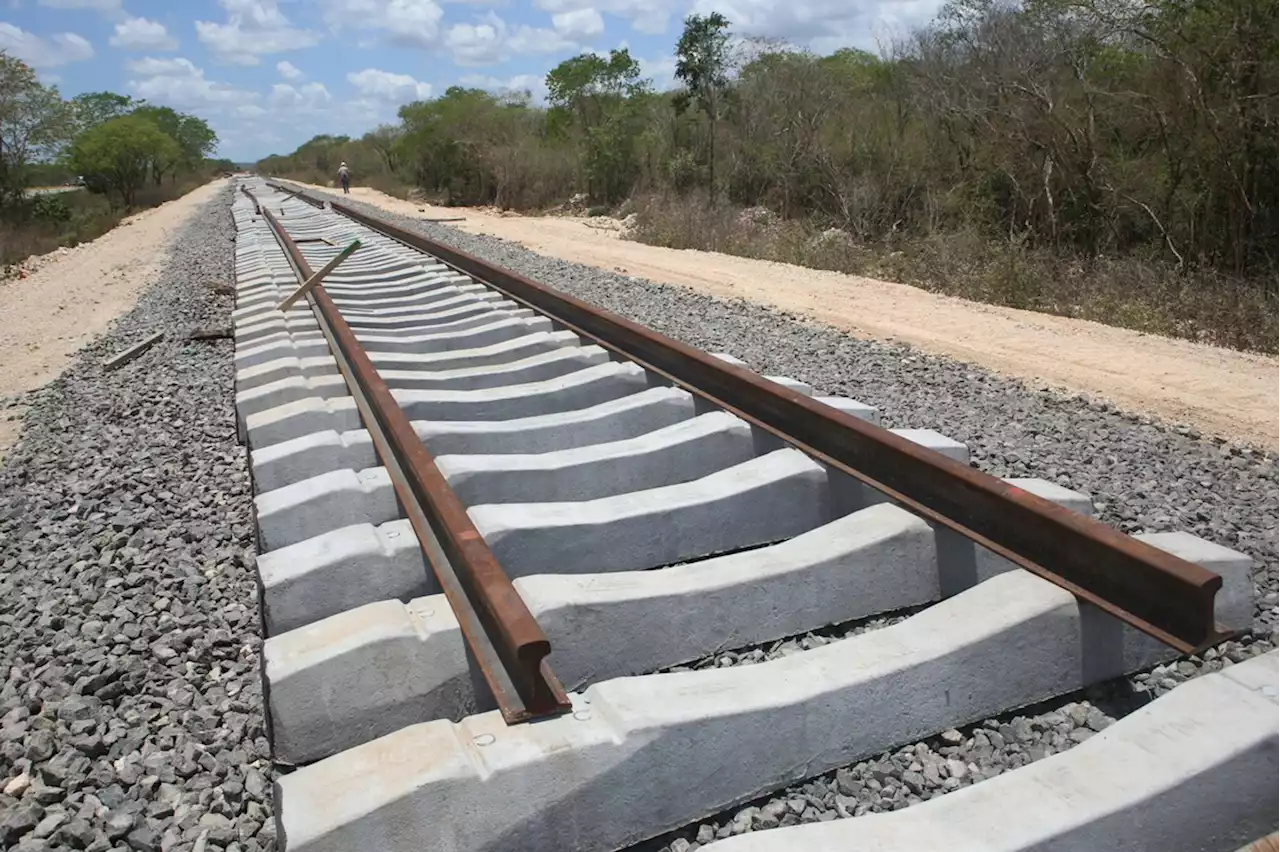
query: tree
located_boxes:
[68,114,180,207]
[131,105,217,183]
[0,51,72,205]
[70,91,138,134]
[365,124,401,174]
[172,112,217,172]
[547,49,647,127]
[675,12,732,204]
[546,49,651,201]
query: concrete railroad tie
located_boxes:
[227,181,1273,852]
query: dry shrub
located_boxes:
[486,142,578,211]
[2,178,207,271]
[628,195,1279,354]
[361,173,415,200]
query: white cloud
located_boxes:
[322,0,445,48]
[442,14,507,64]
[195,0,319,65]
[109,17,178,51]
[444,11,576,65]
[689,0,942,51]
[638,53,677,90]
[125,55,197,77]
[551,7,603,39]
[126,55,257,111]
[276,59,304,80]
[458,72,548,103]
[347,67,432,103]
[268,81,333,111]
[534,0,671,35]
[0,24,94,68]
[504,23,576,55]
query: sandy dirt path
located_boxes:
[300,182,1278,449]
[0,180,227,457]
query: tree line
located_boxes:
[256,0,1276,348]
[1,51,227,210]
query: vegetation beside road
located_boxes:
[257,0,1277,353]
[0,51,234,270]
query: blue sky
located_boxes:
[0,0,942,161]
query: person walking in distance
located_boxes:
[338,162,350,194]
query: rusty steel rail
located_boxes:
[241,185,571,723]
[267,180,1232,656]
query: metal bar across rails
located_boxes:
[241,185,571,724]
[265,179,1229,657]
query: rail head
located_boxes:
[265,179,1229,656]
[243,184,570,723]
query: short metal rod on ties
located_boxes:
[274,239,361,312]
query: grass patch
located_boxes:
[628,194,1279,355]
[1,179,209,271]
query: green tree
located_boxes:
[0,51,72,205]
[364,124,401,174]
[131,105,218,183]
[675,12,732,203]
[70,91,138,134]
[68,114,180,207]
[546,49,651,202]
[174,112,217,171]
[547,49,646,129]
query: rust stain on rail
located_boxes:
[268,180,1231,656]
[243,185,570,723]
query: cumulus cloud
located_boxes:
[276,60,304,80]
[689,0,941,51]
[442,14,508,64]
[125,55,257,111]
[108,17,178,51]
[268,81,333,112]
[443,11,577,66]
[534,0,671,35]
[0,24,94,68]
[125,56,197,77]
[347,67,433,102]
[551,7,603,39]
[322,0,445,48]
[637,53,677,91]
[458,72,549,103]
[195,0,319,65]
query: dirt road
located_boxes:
[0,180,227,457]
[299,182,1278,449]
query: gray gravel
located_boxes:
[297,185,1278,849]
[669,608,922,674]
[0,185,271,852]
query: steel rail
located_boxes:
[265,179,1230,656]
[241,185,571,723]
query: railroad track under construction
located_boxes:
[230,177,1277,852]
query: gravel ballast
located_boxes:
[0,185,271,852]
[298,186,1278,849]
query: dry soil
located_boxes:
[0,179,228,458]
